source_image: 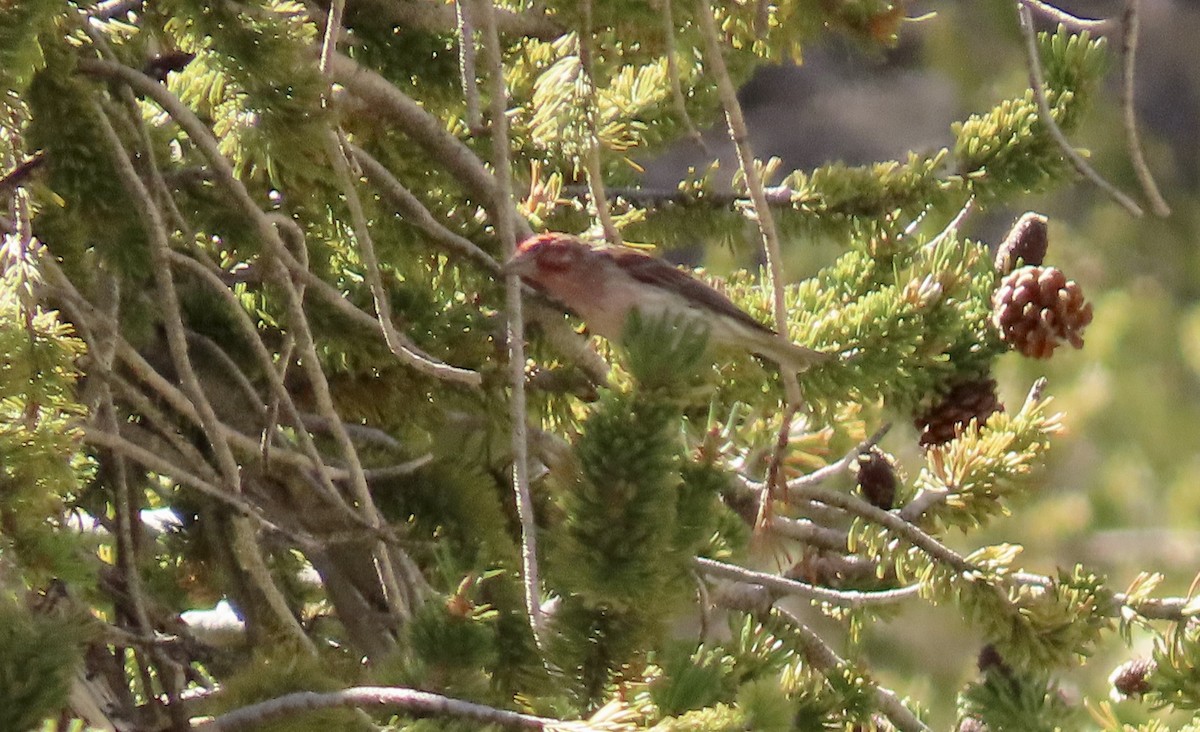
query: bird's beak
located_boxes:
[503,251,533,277]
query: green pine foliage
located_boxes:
[956,665,1082,731]
[0,595,86,732]
[0,243,92,588]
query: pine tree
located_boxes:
[0,1,1195,730]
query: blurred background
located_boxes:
[641,0,1200,725]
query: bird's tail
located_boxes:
[754,335,833,374]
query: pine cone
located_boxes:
[995,212,1049,274]
[855,447,898,510]
[1109,658,1155,698]
[977,643,1010,675]
[915,378,1004,447]
[992,266,1093,359]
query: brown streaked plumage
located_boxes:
[505,233,829,372]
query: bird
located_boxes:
[504,233,829,373]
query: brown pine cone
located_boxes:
[1109,658,1155,698]
[992,266,1093,359]
[915,378,1004,447]
[995,212,1049,274]
[855,447,898,509]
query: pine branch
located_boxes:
[714,585,930,732]
[694,556,921,607]
[194,686,560,731]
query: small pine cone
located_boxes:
[855,447,898,510]
[992,266,1093,359]
[977,644,1010,675]
[915,378,1004,447]
[1109,658,1155,698]
[995,212,1049,274]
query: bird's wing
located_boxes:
[607,248,776,334]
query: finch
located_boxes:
[505,233,829,372]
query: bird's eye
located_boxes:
[538,246,574,271]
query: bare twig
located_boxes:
[579,0,621,246]
[194,686,558,731]
[1017,2,1143,217]
[347,143,500,272]
[328,51,533,240]
[1119,0,1171,217]
[318,8,414,621]
[696,0,800,404]
[456,0,484,132]
[741,423,892,495]
[326,131,483,387]
[1017,0,1114,32]
[697,0,804,539]
[479,0,545,651]
[320,6,481,386]
[769,516,850,552]
[694,556,921,607]
[0,152,45,193]
[655,0,707,151]
[921,195,975,251]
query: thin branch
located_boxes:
[0,152,45,193]
[194,686,558,731]
[741,423,892,494]
[80,427,295,541]
[326,130,483,387]
[1017,0,1114,32]
[348,143,499,271]
[696,0,800,404]
[656,0,707,151]
[789,481,975,574]
[479,0,545,651]
[697,0,804,540]
[318,9,414,621]
[88,96,245,495]
[456,0,484,132]
[769,516,850,552]
[319,3,482,386]
[714,585,930,732]
[328,51,533,240]
[921,195,975,251]
[1017,2,1143,217]
[1119,0,1171,217]
[578,0,621,246]
[694,557,921,607]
